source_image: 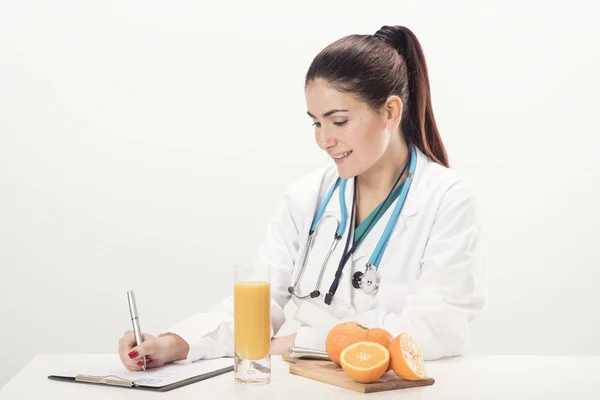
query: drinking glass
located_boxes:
[233,264,271,385]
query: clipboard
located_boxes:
[48,357,234,392]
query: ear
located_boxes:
[382,95,403,130]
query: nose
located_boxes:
[316,126,336,150]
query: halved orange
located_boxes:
[325,322,369,365]
[360,327,394,371]
[388,333,426,381]
[339,341,390,383]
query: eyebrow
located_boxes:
[306,109,349,119]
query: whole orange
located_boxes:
[361,327,393,348]
[325,322,368,365]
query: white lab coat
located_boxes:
[167,147,487,362]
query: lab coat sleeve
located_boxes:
[296,178,488,360]
[164,190,300,362]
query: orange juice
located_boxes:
[234,281,271,360]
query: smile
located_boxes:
[333,151,352,159]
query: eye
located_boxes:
[334,120,348,126]
[312,121,321,128]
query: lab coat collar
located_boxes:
[327,145,428,222]
[345,146,429,261]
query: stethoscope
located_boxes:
[287,145,417,305]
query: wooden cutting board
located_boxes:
[288,359,435,394]
[282,353,301,363]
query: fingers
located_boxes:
[120,352,158,371]
[118,331,158,370]
[119,348,155,370]
[118,330,139,370]
[118,331,137,362]
[131,335,159,358]
[118,330,136,351]
[119,351,142,371]
[125,336,159,369]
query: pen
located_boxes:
[127,290,146,371]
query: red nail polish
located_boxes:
[147,359,153,364]
[137,361,143,366]
[128,350,138,359]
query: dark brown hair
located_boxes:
[305,25,449,167]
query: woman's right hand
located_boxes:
[118,331,190,371]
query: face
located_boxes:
[305,78,395,179]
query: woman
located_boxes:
[119,25,487,371]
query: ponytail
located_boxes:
[376,26,450,167]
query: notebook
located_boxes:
[48,356,234,392]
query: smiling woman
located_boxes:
[117,25,487,371]
[303,25,450,230]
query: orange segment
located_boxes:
[389,333,426,381]
[339,341,390,383]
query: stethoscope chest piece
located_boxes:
[352,264,381,295]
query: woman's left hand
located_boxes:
[270,333,297,355]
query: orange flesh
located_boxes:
[343,344,388,369]
[400,334,426,377]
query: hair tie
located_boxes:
[373,25,407,55]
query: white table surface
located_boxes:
[1,354,599,399]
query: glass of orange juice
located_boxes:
[233,264,271,385]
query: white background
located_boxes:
[1,0,599,389]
